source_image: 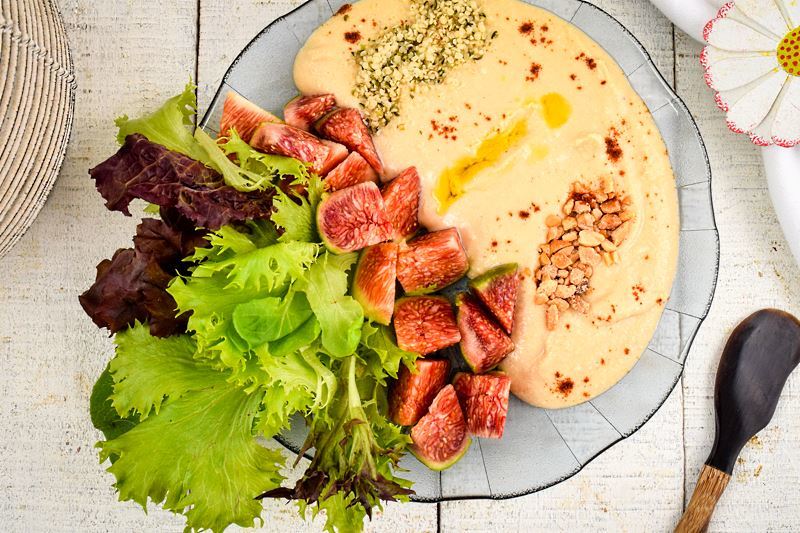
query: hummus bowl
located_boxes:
[201,0,718,502]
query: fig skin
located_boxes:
[456,292,515,373]
[250,122,331,175]
[382,167,421,241]
[453,372,511,439]
[393,296,461,355]
[284,94,336,131]
[410,385,471,471]
[390,359,451,426]
[352,243,398,325]
[325,151,379,192]
[219,91,281,142]
[316,182,393,254]
[397,229,469,295]
[469,263,520,334]
[315,108,384,175]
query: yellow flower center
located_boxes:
[778,26,800,76]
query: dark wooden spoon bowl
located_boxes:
[676,309,800,533]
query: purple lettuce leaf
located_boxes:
[79,215,208,337]
[89,134,275,230]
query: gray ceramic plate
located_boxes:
[200,0,719,502]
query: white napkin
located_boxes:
[649,0,800,266]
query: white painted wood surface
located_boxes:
[0,0,798,531]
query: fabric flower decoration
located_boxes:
[701,0,800,147]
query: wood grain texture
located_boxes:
[0,0,798,531]
[676,465,731,533]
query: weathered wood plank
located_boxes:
[674,29,800,533]
[0,1,199,531]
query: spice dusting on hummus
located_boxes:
[295,0,679,408]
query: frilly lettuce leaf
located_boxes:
[115,83,207,163]
[221,129,311,184]
[97,325,285,533]
[272,174,325,243]
[109,323,221,419]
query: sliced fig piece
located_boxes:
[382,167,421,241]
[410,385,471,471]
[469,264,520,334]
[452,372,511,439]
[316,182,392,254]
[250,123,331,175]
[315,108,384,175]
[390,359,451,426]
[456,293,515,374]
[320,140,349,176]
[219,91,280,142]
[352,242,399,325]
[284,94,337,131]
[324,152,379,192]
[393,296,461,355]
[397,229,469,295]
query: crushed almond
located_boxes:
[534,180,635,330]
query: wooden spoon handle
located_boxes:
[675,465,731,533]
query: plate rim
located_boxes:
[201,0,720,504]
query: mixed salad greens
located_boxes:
[84,84,418,533]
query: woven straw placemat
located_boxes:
[0,0,76,259]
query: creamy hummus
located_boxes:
[294,0,679,408]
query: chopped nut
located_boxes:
[612,221,633,245]
[552,298,570,312]
[569,269,585,285]
[601,199,621,213]
[555,284,577,299]
[546,226,564,242]
[574,201,591,214]
[601,239,617,252]
[569,296,590,314]
[540,279,558,296]
[579,246,602,266]
[578,230,605,247]
[545,214,562,227]
[576,263,593,277]
[598,214,622,230]
[551,252,574,269]
[535,180,634,331]
[540,265,558,279]
[546,305,559,330]
[577,212,595,229]
[550,240,571,253]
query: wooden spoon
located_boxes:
[675,309,800,533]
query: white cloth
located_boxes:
[649,0,800,266]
